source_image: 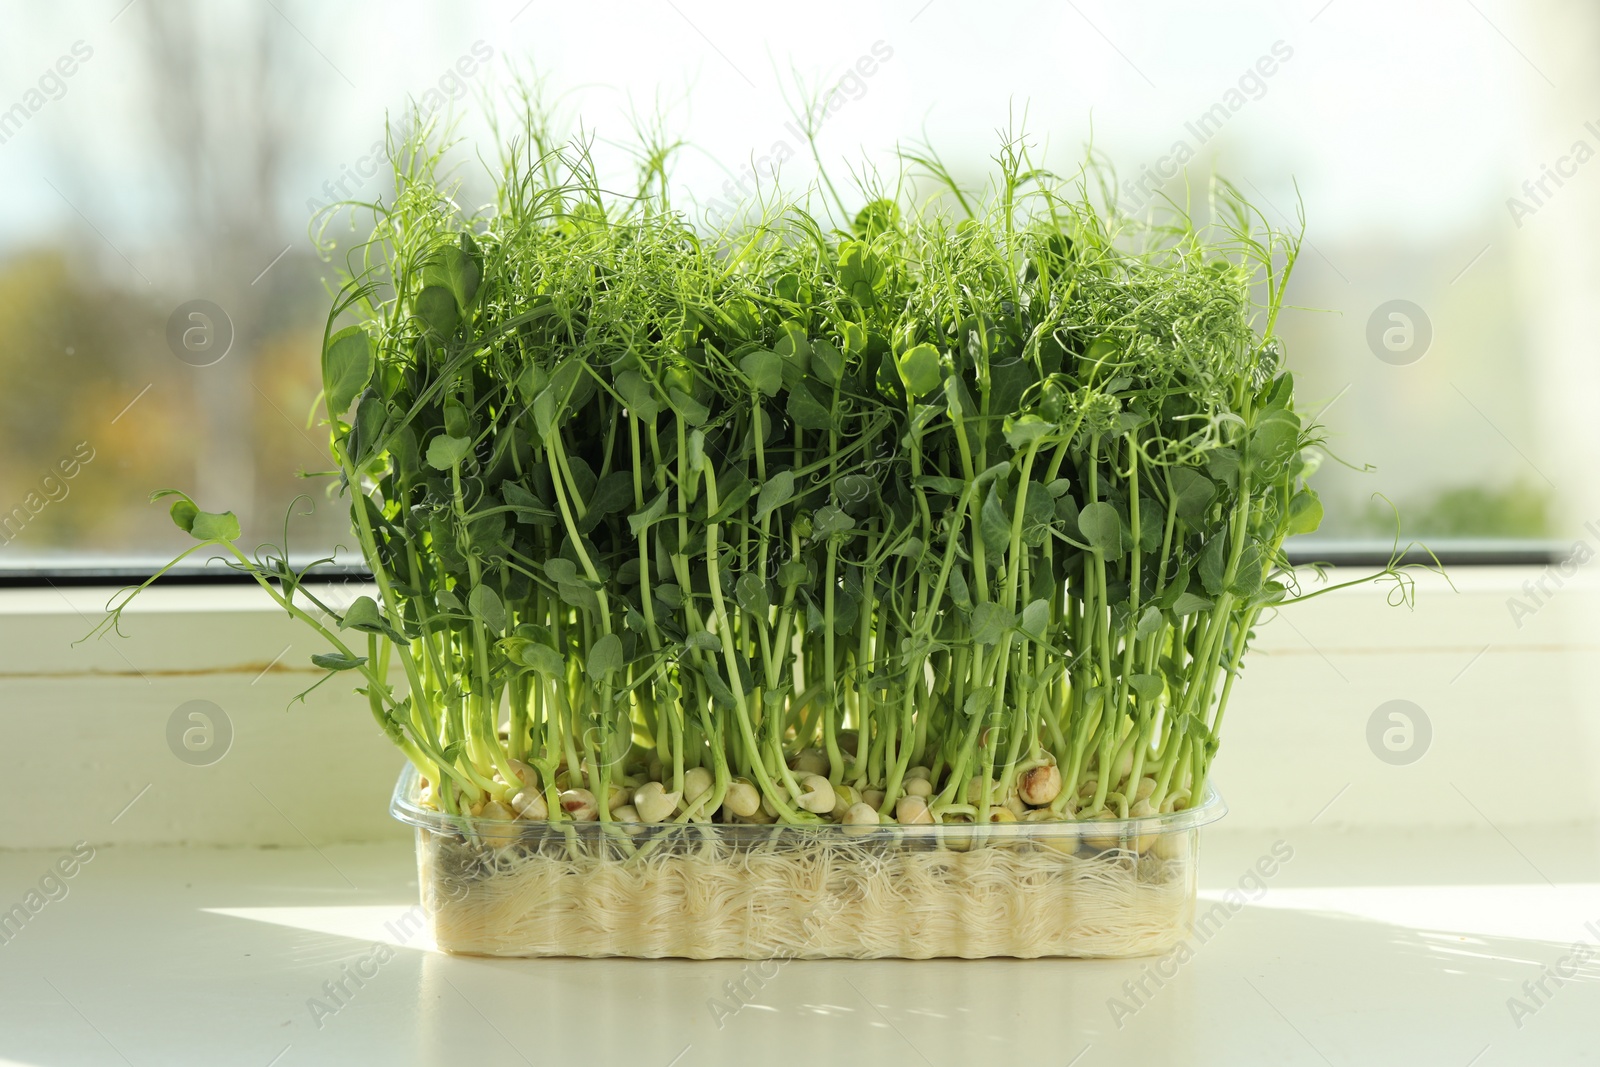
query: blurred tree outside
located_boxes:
[0,2,354,563]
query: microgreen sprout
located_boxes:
[95,94,1416,833]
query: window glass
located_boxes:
[2,1,1586,567]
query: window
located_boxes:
[2,1,1583,571]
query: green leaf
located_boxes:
[349,393,387,463]
[522,643,565,676]
[774,322,810,361]
[532,387,558,439]
[969,602,1015,645]
[1248,408,1302,477]
[468,585,507,632]
[322,326,372,418]
[686,630,721,652]
[895,342,942,398]
[837,241,884,306]
[1003,414,1052,449]
[422,243,481,312]
[853,197,900,237]
[504,482,555,525]
[963,686,995,718]
[891,536,924,559]
[777,560,810,588]
[980,484,1011,556]
[587,471,634,517]
[544,558,579,584]
[1136,504,1162,552]
[414,285,459,338]
[812,505,854,538]
[339,596,390,635]
[586,633,623,682]
[627,489,670,535]
[312,652,367,671]
[1171,591,1213,616]
[1227,542,1265,598]
[1169,467,1215,520]
[686,429,706,474]
[1077,501,1123,558]
[1022,483,1055,546]
[754,470,796,522]
[708,474,753,523]
[442,396,471,439]
[1054,492,1080,532]
[739,350,783,397]
[786,386,832,431]
[950,564,972,611]
[667,387,709,426]
[1129,673,1164,703]
[1135,605,1163,639]
[1020,598,1050,636]
[1287,488,1324,535]
[1198,536,1229,597]
[1250,580,1290,608]
[189,510,241,542]
[832,474,875,513]
[655,583,684,609]
[168,498,199,533]
[162,491,239,542]
[426,434,472,470]
[811,338,845,387]
[915,475,966,498]
[1205,447,1241,491]
[702,669,738,709]
[736,572,770,614]
[615,370,661,421]
[840,321,867,355]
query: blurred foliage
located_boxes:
[0,247,346,557]
[1358,479,1551,539]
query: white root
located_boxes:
[415,826,1201,960]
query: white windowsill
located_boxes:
[1,825,1594,1066]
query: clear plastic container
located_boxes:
[390,765,1226,959]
